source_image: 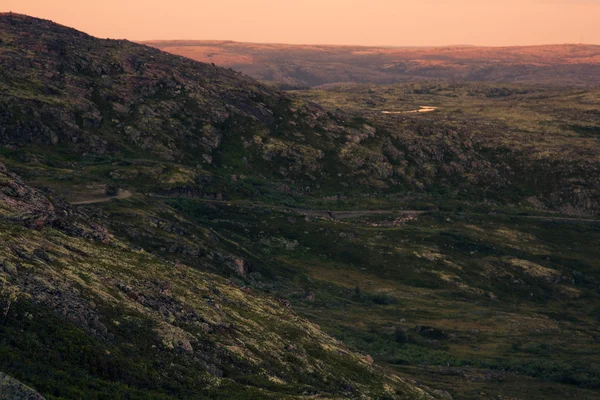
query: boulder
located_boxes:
[415,325,449,340]
[0,372,46,400]
[233,258,248,278]
[1,260,17,276]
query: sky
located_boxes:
[3,0,600,46]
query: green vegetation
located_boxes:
[166,200,600,399]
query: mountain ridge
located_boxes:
[144,40,600,87]
[0,13,434,399]
[2,12,599,215]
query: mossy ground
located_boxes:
[166,199,600,399]
[3,82,600,399]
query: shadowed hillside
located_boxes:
[0,13,432,400]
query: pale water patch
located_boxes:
[382,106,437,114]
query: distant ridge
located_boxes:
[144,40,600,87]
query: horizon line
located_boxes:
[3,12,599,49]
[138,39,600,49]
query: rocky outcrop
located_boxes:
[0,162,109,241]
[0,163,56,229]
[0,13,288,163]
[0,373,45,400]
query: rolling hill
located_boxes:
[0,13,432,400]
[145,40,600,87]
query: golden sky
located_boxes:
[4,0,600,46]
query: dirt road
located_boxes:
[71,190,132,205]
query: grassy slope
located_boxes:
[294,82,600,215]
[0,216,428,399]
[3,78,600,399]
[160,198,600,400]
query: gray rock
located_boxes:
[432,389,453,400]
[233,258,248,278]
[0,372,46,400]
[1,261,17,276]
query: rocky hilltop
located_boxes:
[0,13,286,161]
[1,14,599,215]
[0,14,434,400]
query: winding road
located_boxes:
[84,192,600,224]
[71,189,133,205]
